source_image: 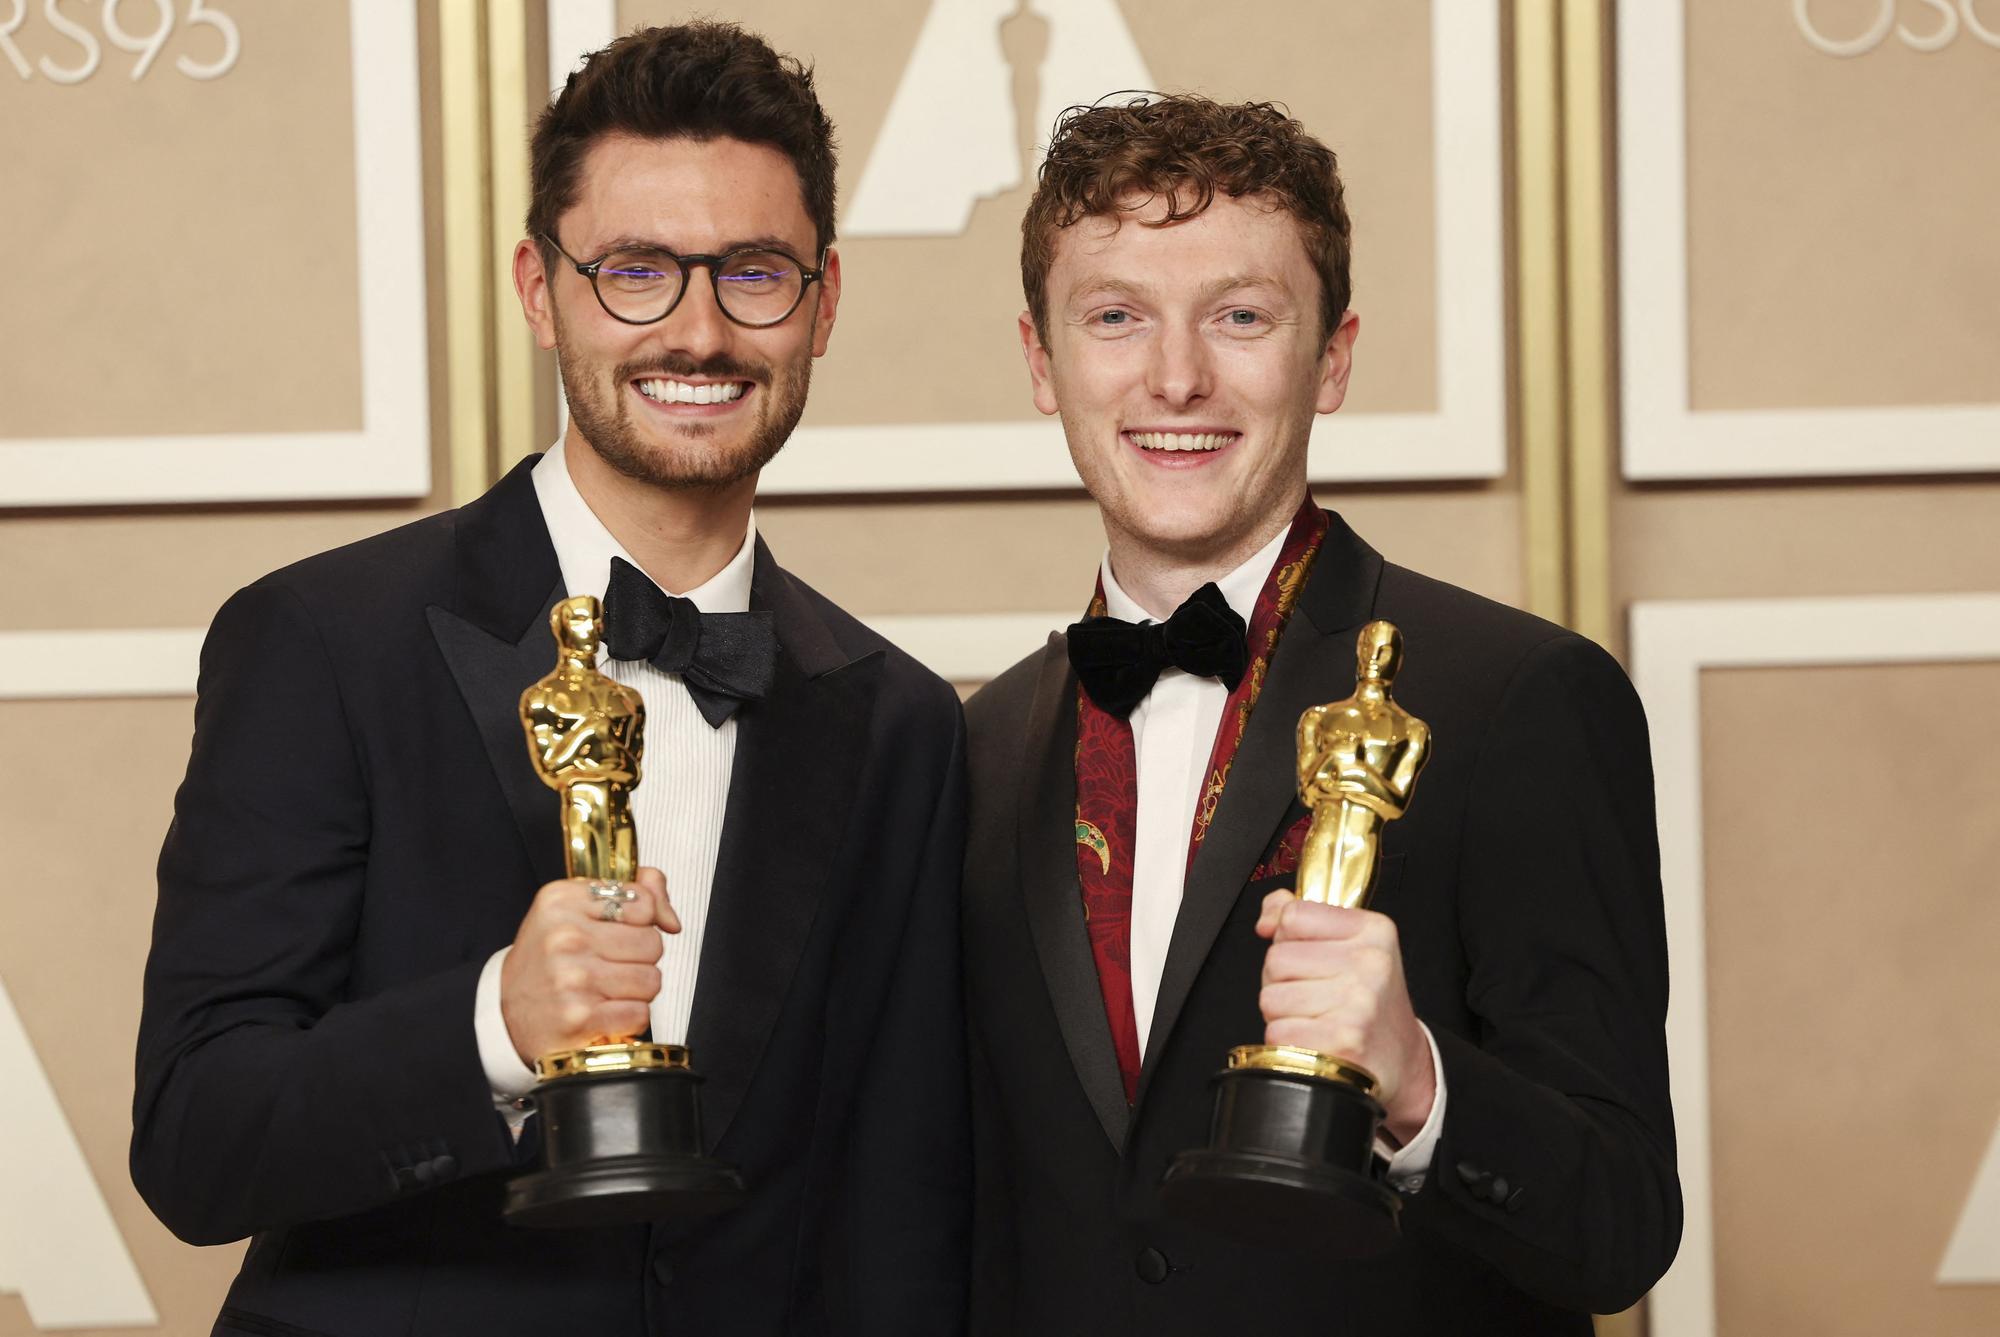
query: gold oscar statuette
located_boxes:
[1160,620,1432,1255]
[501,595,744,1228]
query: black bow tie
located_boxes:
[1066,582,1249,718]
[599,556,778,727]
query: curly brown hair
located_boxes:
[1021,94,1351,341]
[529,22,837,267]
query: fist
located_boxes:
[500,867,678,1064]
[1254,889,1435,1145]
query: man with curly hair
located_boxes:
[962,94,1680,1333]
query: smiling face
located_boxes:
[516,133,840,490]
[1021,192,1357,567]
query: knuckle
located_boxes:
[560,1001,592,1032]
[548,927,586,956]
[1258,987,1283,1022]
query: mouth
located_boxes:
[1123,429,1240,466]
[630,375,755,416]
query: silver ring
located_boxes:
[585,880,636,922]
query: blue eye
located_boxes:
[1099,310,1130,325]
[1227,309,1260,325]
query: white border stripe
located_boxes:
[1615,0,2000,480]
[0,616,1066,702]
[0,630,205,700]
[1630,592,2000,1337]
[5,2,432,507]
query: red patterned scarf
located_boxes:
[1073,499,1328,1101]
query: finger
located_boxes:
[592,961,663,1003]
[570,878,671,931]
[1255,889,1297,939]
[1265,1015,1368,1058]
[589,920,667,963]
[1273,900,1374,943]
[591,999,651,1042]
[633,867,681,934]
[1262,938,1393,990]
[1257,978,1345,1024]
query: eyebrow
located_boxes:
[1069,272,1290,304]
[589,233,812,257]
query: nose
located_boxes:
[656,262,734,362]
[1145,320,1212,409]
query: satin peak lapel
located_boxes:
[1020,634,1130,1148]
[686,549,885,1151]
[428,590,571,893]
[427,456,570,895]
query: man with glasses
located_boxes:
[132,24,968,1336]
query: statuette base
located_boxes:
[1159,1060,1399,1256]
[503,1064,744,1229]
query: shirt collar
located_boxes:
[1099,521,1290,629]
[531,436,755,615]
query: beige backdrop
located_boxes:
[0,4,365,439]
[1621,3,2000,1335]
[0,3,449,1334]
[1701,662,2000,1336]
[1684,0,2000,412]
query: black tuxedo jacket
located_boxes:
[133,457,969,1336]
[962,511,1679,1334]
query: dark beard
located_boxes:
[557,343,811,490]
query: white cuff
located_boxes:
[476,947,540,1103]
[1381,1021,1446,1190]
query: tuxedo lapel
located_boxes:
[687,543,884,1151]
[1137,512,1384,1090]
[1019,635,1131,1149]
[427,456,569,893]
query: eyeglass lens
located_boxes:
[595,249,807,325]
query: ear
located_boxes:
[1019,311,1060,417]
[1314,308,1361,414]
[513,238,558,352]
[810,247,843,357]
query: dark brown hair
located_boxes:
[528,22,837,265]
[1021,94,1351,340]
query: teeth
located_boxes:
[638,378,746,405]
[1130,431,1232,452]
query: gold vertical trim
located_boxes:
[1514,0,1569,627]
[1562,0,1615,650]
[440,0,494,505]
[487,0,540,475]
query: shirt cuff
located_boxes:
[476,947,541,1118]
[1381,1021,1446,1192]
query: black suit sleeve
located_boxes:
[131,581,515,1245]
[829,692,972,1335]
[1401,633,1681,1312]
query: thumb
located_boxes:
[633,867,680,933]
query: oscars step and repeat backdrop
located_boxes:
[0,2,1991,1333]
[1614,3,2000,1336]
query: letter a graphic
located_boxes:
[846,0,1156,237]
[0,974,156,1327]
[1940,1114,2000,1284]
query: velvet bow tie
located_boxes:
[599,556,778,727]
[1066,581,1250,718]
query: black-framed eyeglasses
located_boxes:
[541,233,824,328]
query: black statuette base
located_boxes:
[504,1067,745,1229]
[1158,1064,1400,1256]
